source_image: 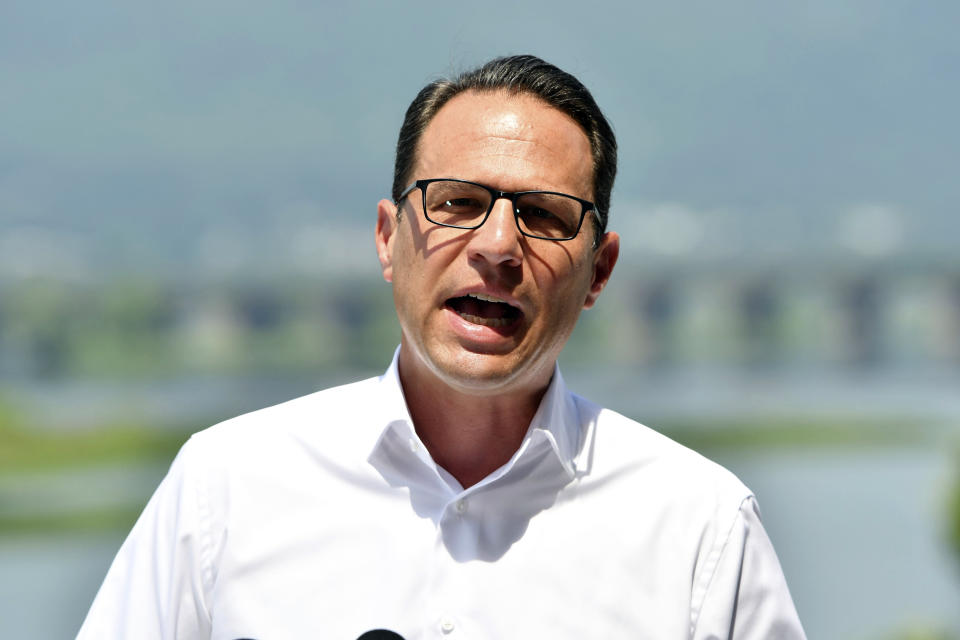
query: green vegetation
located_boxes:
[0,276,401,380]
[0,398,189,534]
[949,450,960,571]
[0,505,144,536]
[881,626,959,640]
[657,415,929,452]
[0,406,190,476]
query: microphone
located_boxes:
[356,630,406,640]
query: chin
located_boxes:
[429,350,548,396]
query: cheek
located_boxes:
[535,252,593,304]
[389,247,422,317]
[530,272,592,339]
[390,240,448,315]
[391,234,427,284]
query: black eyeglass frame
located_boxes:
[396,178,599,243]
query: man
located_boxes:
[80,55,805,639]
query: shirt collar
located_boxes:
[370,347,417,433]
[525,363,581,478]
[368,347,583,484]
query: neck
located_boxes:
[397,348,550,489]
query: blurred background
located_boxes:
[2,1,959,638]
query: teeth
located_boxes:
[468,293,508,304]
[459,313,511,327]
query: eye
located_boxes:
[442,197,486,212]
[517,203,562,222]
[425,181,491,217]
[521,205,558,219]
[515,193,581,238]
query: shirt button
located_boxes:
[440,618,455,634]
[455,499,467,514]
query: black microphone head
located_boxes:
[356,630,406,640]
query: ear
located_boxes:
[376,198,399,283]
[583,231,619,309]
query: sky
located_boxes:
[1,0,958,280]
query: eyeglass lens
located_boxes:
[423,180,582,239]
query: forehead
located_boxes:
[414,90,594,198]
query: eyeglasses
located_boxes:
[397,178,596,242]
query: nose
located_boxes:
[466,197,523,268]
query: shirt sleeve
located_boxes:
[76,436,214,640]
[692,496,807,640]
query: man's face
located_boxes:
[376,90,619,397]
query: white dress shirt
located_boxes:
[79,351,805,639]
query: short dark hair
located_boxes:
[392,55,617,237]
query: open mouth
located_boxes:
[445,293,522,329]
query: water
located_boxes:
[1,448,957,639]
[8,364,960,432]
[0,532,126,639]
[717,447,960,639]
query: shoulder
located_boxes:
[560,393,769,605]
[180,374,384,474]
[570,393,752,515]
[197,374,378,439]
